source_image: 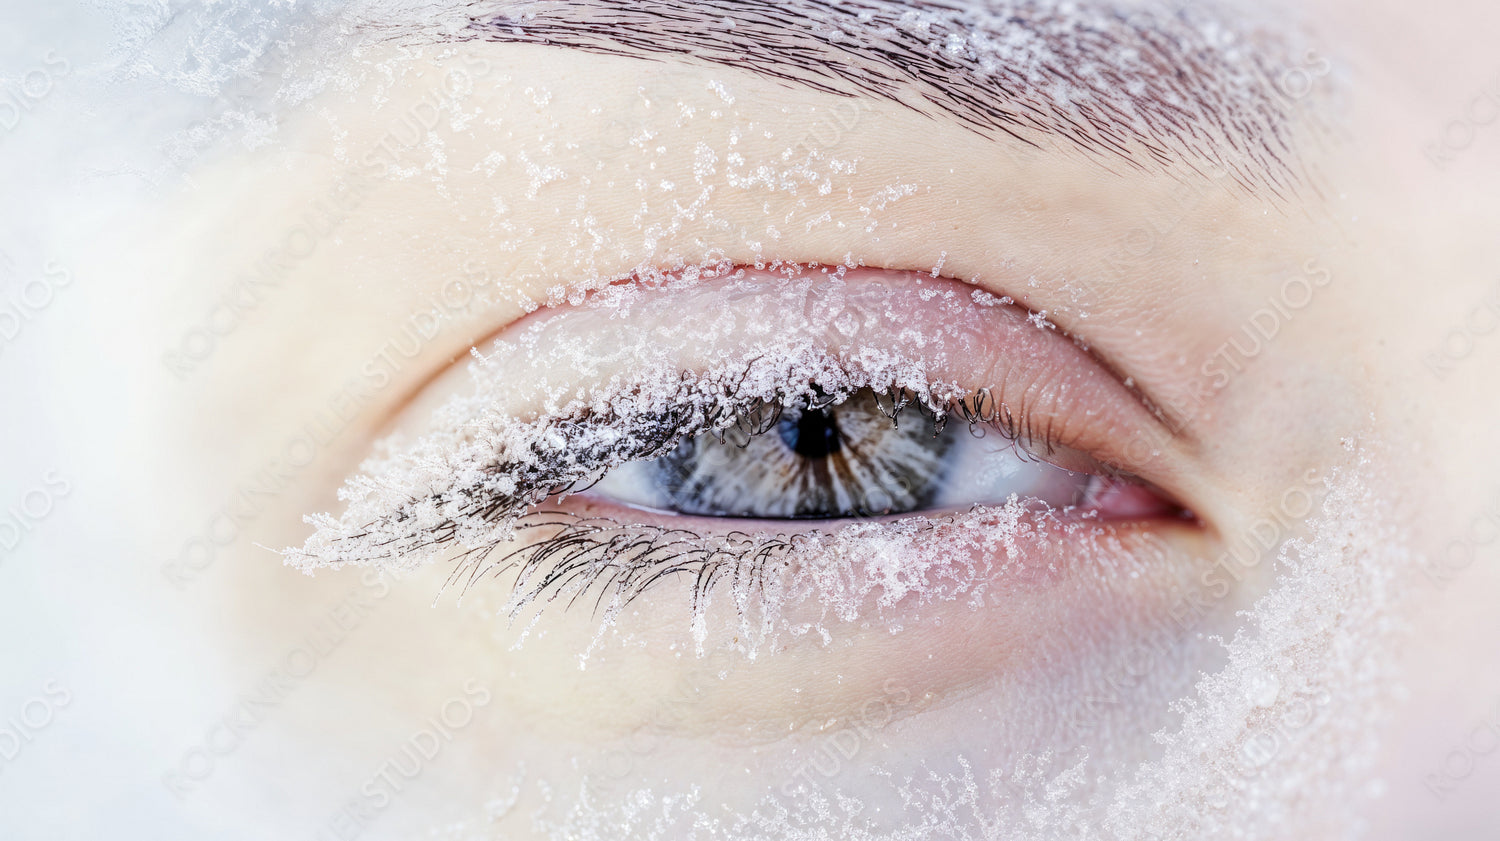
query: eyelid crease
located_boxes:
[1068,335,1195,442]
[365,271,658,446]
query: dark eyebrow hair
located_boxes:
[395,0,1310,195]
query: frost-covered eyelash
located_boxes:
[445,496,1086,660]
[282,358,1058,572]
[445,511,803,622]
[441,503,1038,645]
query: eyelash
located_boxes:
[444,511,800,623]
[437,491,1074,661]
[425,386,1098,617]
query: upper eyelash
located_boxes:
[292,373,1056,566]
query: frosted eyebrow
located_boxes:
[398,0,1311,195]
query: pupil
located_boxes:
[779,407,841,459]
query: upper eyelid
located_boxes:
[371,261,1190,484]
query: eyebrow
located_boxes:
[398,0,1308,194]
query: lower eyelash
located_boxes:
[439,498,1085,658]
[445,512,798,624]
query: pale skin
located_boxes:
[35,0,1498,837]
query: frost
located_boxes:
[706,79,736,105]
[435,450,1410,841]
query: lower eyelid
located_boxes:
[470,503,1216,740]
[432,487,1231,759]
[480,491,1208,649]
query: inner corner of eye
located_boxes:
[577,386,1177,524]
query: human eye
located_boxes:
[587,374,1183,523]
[284,262,1196,653]
[588,386,1103,521]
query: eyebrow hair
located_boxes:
[393,0,1309,194]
